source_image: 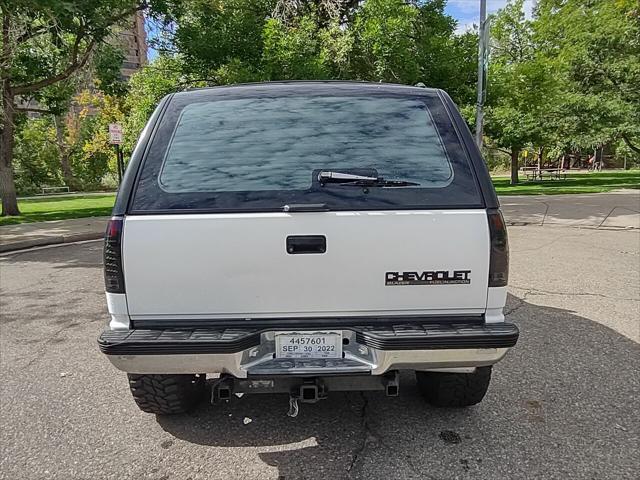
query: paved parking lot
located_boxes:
[1,223,638,479]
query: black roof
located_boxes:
[175,80,442,98]
[112,81,500,215]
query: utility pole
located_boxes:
[475,0,488,149]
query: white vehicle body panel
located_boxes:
[106,292,129,329]
[485,286,508,323]
[123,209,490,320]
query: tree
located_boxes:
[12,117,61,195]
[122,55,186,153]
[262,5,355,80]
[350,0,420,83]
[535,0,640,156]
[69,91,125,189]
[422,29,478,107]
[262,14,330,80]
[0,0,146,216]
[149,0,274,81]
[146,0,477,104]
[55,44,129,190]
[483,0,558,184]
[414,2,478,106]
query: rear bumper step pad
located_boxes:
[98,322,519,356]
[98,328,260,355]
[356,323,519,350]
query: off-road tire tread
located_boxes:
[416,366,492,407]
[127,374,203,414]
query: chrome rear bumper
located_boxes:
[105,347,510,376]
[99,323,517,376]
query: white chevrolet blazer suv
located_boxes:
[98,82,518,415]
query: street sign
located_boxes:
[108,123,123,145]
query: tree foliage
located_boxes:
[1,0,146,215]
[122,55,185,153]
[73,91,124,187]
[483,0,559,183]
[536,0,640,152]
[146,0,475,90]
[5,0,639,205]
[125,0,477,143]
[12,117,61,194]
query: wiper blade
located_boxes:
[318,171,377,183]
[318,171,419,187]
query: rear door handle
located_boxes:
[286,235,326,254]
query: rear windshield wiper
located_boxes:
[317,171,419,187]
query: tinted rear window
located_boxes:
[160,97,452,192]
[132,86,482,212]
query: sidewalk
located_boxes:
[0,216,109,253]
[500,190,640,229]
[1,190,638,253]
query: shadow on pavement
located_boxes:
[500,190,640,228]
[157,294,639,479]
[0,240,103,270]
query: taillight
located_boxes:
[104,217,125,293]
[487,209,509,287]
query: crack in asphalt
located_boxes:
[539,201,550,226]
[503,300,526,317]
[597,206,619,229]
[345,392,433,479]
[596,206,640,228]
[504,290,534,317]
[504,197,640,230]
[515,233,577,253]
[346,392,369,474]
[510,285,639,303]
[22,319,83,367]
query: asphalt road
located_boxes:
[1,225,638,480]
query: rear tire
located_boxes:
[416,366,492,407]
[127,374,204,415]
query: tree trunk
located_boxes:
[1,80,20,216]
[538,146,544,168]
[510,148,520,185]
[621,135,640,155]
[54,115,76,189]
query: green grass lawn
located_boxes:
[0,194,116,226]
[492,170,639,195]
[0,171,638,226]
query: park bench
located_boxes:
[520,166,539,181]
[519,166,567,181]
[41,186,70,195]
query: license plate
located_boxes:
[275,331,342,359]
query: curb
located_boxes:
[0,232,103,253]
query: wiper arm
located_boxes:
[317,171,419,187]
[318,171,377,183]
